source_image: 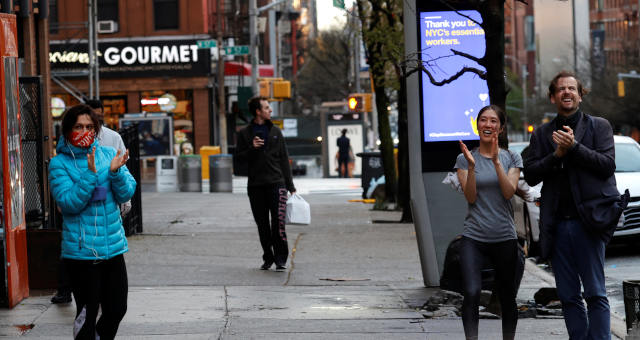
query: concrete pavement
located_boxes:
[0,178,620,338]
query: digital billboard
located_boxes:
[419,10,488,142]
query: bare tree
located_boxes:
[296,29,354,112]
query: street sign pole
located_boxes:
[269,8,279,116]
[250,0,259,97]
[217,0,227,154]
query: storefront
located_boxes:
[49,35,213,152]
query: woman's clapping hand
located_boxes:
[110,149,129,173]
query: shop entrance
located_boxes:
[1,13,29,307]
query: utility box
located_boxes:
[156,156,178,192]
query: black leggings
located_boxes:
[459,237,519,340]
[248,183,289,266]
[66,254,128,340]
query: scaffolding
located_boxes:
[50,0,99,102]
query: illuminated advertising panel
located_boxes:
[419,10,488,142]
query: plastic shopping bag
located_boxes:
[286,193,310,225]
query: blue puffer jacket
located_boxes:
[49,137,137,260]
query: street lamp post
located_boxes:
[250,0,259,96]
[522,64,528,140]
[249,0,287,97]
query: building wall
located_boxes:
[51,0,208,40]
[505,0,536,94]
[534,0,591,96]
[50,0,215,151]
[589,0,640,69]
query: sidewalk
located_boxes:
[0,181,621,338]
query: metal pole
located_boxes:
[93,0,99,99]
[522,64,527,140]
[217,0,227,153]
[354,10,361,93]
[88,0,94,99]
[269,8,278,116]
[572,0,577,73]
[250,0,259,96]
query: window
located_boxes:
[49,0,59,34]
[524,16,535,51]
[98,0,119,23]
[154,0,179,30]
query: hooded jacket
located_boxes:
[236,119,296,192]
[49,137,137,260]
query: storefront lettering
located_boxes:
[104,45,198,66]
[49,51,96,64]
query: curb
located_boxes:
[524,259,627,339]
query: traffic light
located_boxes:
[257,78,291,99]
[348,95,362,111]
[347,93,372,112]
[527,125,534,133]
[258,80,270,97]
[272,80,291,98]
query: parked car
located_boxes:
[510,136,640,256]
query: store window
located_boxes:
[140,90,193,155]
[154,0,179,30]
[50,94,127,143]
[98,0,119,22]
[49,0,59,34]
[101,95,127,128]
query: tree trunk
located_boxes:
[372,74,398,203]
[481,1,509,146]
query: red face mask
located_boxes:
[70,130,95,148]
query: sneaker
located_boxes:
[260,262,273,270]
[51,291,72,304]
[275,264,286,272]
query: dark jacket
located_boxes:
[337,136,351,158]
[524,111,621,260]
[236,119,296,192]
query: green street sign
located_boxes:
[196,40,217,49]
[333,0,345,9]
[222,45,250,56]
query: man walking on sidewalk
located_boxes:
[524,71,627,339]
[236,96,296,271]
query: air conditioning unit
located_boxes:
[97,20,118,34]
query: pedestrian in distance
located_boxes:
[336,129,352,178]
[455,105,522,340]
[86,99,132,216]
[49,104,137,340]
[85,99,126,154]
[236,96,296,272]
[524,71,628,340]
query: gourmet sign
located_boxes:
[50,38,211,78]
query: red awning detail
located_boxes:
[224,62,274,77]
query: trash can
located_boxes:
[156,156,178,192]
[356,152,384,198]
[209,154,233,192]
[178,155,201,192]
[624,280,640,331]
[200,146,221,192]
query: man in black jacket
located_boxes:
[524,71,625,339]
[236,96,296,271]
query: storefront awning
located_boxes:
[224,62,274,77]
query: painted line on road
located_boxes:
[284,232,304,286]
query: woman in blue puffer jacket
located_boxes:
[49,104,136,340]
